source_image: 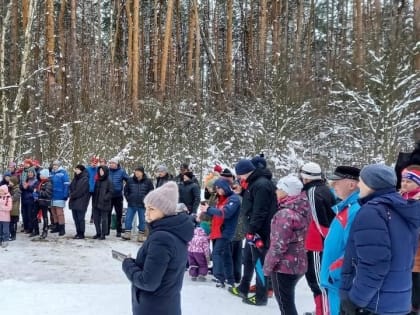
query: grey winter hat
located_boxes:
[360,164,397,191]
[109,158,119,164]
[52,160,61,166]
[144,181,179,216]
[157,164,168,173]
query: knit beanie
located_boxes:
[277,175,303,196]
[0,184,9,194]
[235,159,256,176]
[52,160,61,166]
[4,171,12,177]
[39,169,50,178]
[300,162,322,180]
[402,168,420,186]
[144,181,179,216]
[156,164,168,173]
[221,168,234,178]
[360,164,397,190]
[213,164,223,173]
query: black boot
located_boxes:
[40,230,48,239]
[50,224,59,233]
[58,224,65,236]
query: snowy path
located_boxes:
[0,214,314,315]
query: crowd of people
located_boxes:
[0,141,420,315]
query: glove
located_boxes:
[245,233,264,249]
[33,191,39,200]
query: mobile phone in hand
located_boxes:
[112,249,128,262]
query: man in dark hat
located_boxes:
[320,166,361,315]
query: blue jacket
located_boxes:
[122,213,194,315]
[207,179,241,240]
[320,189,360,315]
[86,165,97,193]
[50,167,70,201]
[340,189,420,315]
[109,166,129,197]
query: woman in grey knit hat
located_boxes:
[122,182,194,315]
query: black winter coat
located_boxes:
[241,168,277,246]
[178,180,200,214]
[69,169,90,211]
[37,179,52,207]
[92,166,114,212]
[122,213,194,315]
[156,173,174,188]
[124,175,154,208]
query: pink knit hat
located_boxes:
[144,182,179,216]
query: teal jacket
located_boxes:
[320,190,360,315]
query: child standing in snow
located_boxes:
[188,223,210,281]
[0,185,13,247]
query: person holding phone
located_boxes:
[122,182,194,315]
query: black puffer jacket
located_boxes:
[69,169,90,211]
[178,179,200,214]
[122,213,194,315]
[37,179,52,207]
[124,175,154,208]
[241,168,277,246]
[92,166,114,212]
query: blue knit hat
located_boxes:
[39,169,50,178]
[360,164,397,190]
[235,159,256,176]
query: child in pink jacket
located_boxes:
[0,184,12,248]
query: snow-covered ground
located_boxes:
[0,210,314,315]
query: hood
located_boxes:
[214,178,233,197]
[278,191,310,217]
[9,176,19,186]
[247,167,273,185]
[97,166,110,180]
[149,212,194,244]
[361,189,420,229]
[75,169,89,180]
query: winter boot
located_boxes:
[137,232,147,242]
[50,224,59,233]
[58,224,65,236]
[40,230,48,239]
[122,231,131,240]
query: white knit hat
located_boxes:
[300,162,322,180]
[277,175,303,196]
[144,182,179,216]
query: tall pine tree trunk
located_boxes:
[225,0,233,95]
[160,0,174,97]
[415,0,420,70]
[46,0,56,87]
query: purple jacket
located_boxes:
[188,227,210,257]
[264,192,311,275]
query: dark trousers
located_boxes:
[107,196,123,234]
[21,200,34,232]
[231,240,243,283]
[413,272,420,310]
[271,272,302,315]
[238,242,268,301]
[93,208,109,237]
[38,205,49,233]
[72,209,87,237]
[188,252,208,277]
[238,242,255,294]
[305,250,323,296]
[9,216,19,239]
[31,203,43,234]
[213,238,235,285]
